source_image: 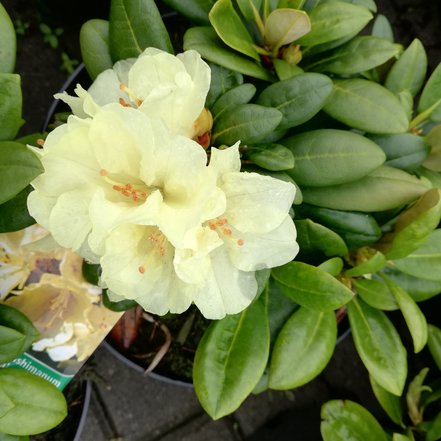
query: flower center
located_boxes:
[100,169,149,202]
[138,229,169,274]
[119,83,143,108]
[208,217,244,247]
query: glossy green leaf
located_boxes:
[264,8,311,49]
[283,129,385,186]
[212,104,282,145]
[0,304,38,363]
[371,14,393,41]
[206,63,244,108]
[269,308,336,389]
[297,2,373,47]
[352,278,398,311]
[0,187,35,233]
[0,327,27,364]
[380,266,441,302]
[80,19,113,80]
[302,166,427,212]
[0,74,23,141]
[323,79,409,134]
[394,229,441,281]
[427,411,441,441]
[102,290,137,312]
[406,368,430,426]
[0,3,15,73]
[295,203,382,250]
[109,0,173,61]
[327,0,377,11]
[309,36,401,75]
[212,83,256,120]
[348,297,407,395]
[184,27,273,81]
[294,219,348,258]
[0,142,43,205]
[424,124,441,172]
[392,434,412,441]
[0,369,67,435]
[345,249,386,277]
[385,39,427,97]
[369,133,429,171]
[272,261,353,311]
[257,73,333,129]
[428,325,441,371]
[273,58,304,80]
[246,144,294,171]
[236,0,263,22]
[209,0,259,60]
[161,0,213,25]
[0,433,29,441]
[318,257,344,276]
[377,189,441,260]
[418,63,441,121]
[321,400,388,441]
[382,275,427,353]
[370,376,404,426]
[193,298,269,419]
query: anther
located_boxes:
[36,138,45,146]
[237,239,245,246]
[99,169,108,176]
[138,265,146,274]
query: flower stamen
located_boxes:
[208,218,245,246]
[99,169,149,202]
[119,83,143,108]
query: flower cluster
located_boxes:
[28,48,299,319]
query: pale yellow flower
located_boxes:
[56,48,211,138]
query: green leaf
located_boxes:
[380,266,441,302]
[381,275,427,353]
[308,36,401,75]
[0,432,29,441]
[256,73,333,129]
[406,368,430,426]
[0,74,23,141]
[212,104,282,145]
[428,325,441,371]
[209,0,260,60]
[369,133,429,171]
[345,249,386,277]
[385,39,427,98]
[371,14,393,42]
[109,0,173,61]
[427,411,441,441]
[394,229,441,281]
[161,0,213,25]
[321,400,388,441]
[0,304,38,363]
[0,142,43,205]
[0,3,16,73]
[0,186,36,233]
[318,257,344,276]
[392,434,412,441]
[193,298,269,419]
[424,125,441,172]
[370,375,404,426]
[0,327,27,364]
[184,27,273,81]
[269,308,336,389]
[377,189,441,260]
[206,63,244,108]
[0,369,67,435]
[236,0,263,22]
[282,129,385,186]
[348,297,407,395]
[295,203,382,250]
[264,8,311,50]
[212,83,256,120]
[302,166,427,212]
[272,261,353,311]
[294,219,348,258]
[297,2,373,47]
[245,143,295,171]
[323,78,409,134]
[80,19,113,80]
[273,58,304,80]
[353,278,398,311]
[418,63,441,121]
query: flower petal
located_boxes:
[226,215,298,271]
[209,143,241,176]
[222,172,296,233]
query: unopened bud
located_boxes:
[282,44,302,65]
